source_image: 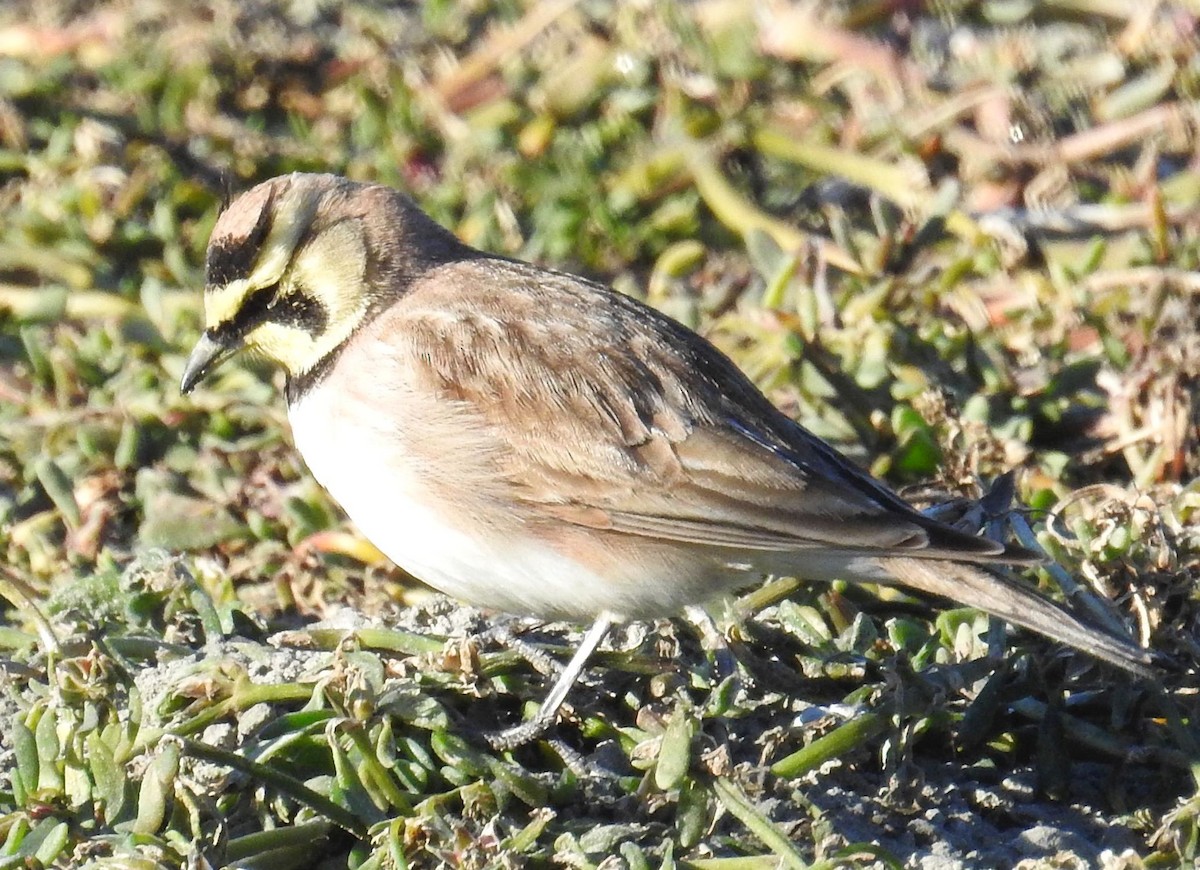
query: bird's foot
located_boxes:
[484,711,558,751]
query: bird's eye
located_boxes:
[210,283,280,342]
[211,283,329,342]
[274,281,329,335]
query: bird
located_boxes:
[180,172,1153,747]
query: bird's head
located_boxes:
[180,172,466,393]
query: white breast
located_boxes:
[286,373,628,621]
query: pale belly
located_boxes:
[286,383,694,621]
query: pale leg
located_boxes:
[487,611,616,750]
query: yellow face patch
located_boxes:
[245,220,368,374]
[242,321,323,375]
[202,212,371,378]
[202,278,253,332]
[203,178,324,334]
[289,220,368,329]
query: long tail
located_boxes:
[876,556,1155,677]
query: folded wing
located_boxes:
[398,258,1019,564]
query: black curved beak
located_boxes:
[180,333,235,394]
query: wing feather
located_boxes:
[394,258,1010,561]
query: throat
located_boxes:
[284,294,394,404]
[285,345,344,403]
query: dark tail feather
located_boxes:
[877,556,1156,677]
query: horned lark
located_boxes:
[181,173,1151,745]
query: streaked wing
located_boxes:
[398,258,1005,560]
